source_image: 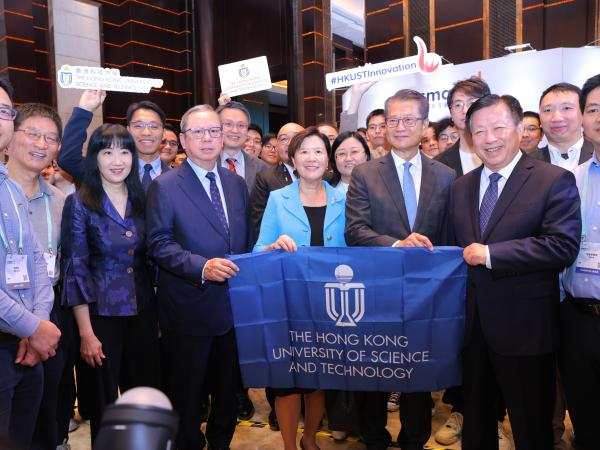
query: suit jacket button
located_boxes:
[327,235,332,240]
[125,230,133,238]
[127,249,134,256]
[126,267,134,274]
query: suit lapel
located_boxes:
[177,162,229,242]
[277,164,292,187]
[469,166,484,242]
[324,185,344,230]
[413,154,434,231]
[281,182,310,227]
[481,155,533,241]
[448,144,464,177]
[102,194,128,229]
[377,153,410,231]
[579,140,594,164]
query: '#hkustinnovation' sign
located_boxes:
[228,247,466,393]
[218,56,273,97]
[57,65,163,93]
[325,36,444,91]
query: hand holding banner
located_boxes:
[227,247,466,393]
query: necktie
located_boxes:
[205,172,229,234]
[402,162,417,230]
[142,164,153,192]
[226,158,237,174]
[479,172,502,234]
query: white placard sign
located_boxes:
[218,56,272,97]
[57,65,163,93]
[326,37,443,91]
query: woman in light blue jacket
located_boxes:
[253,127,345,450]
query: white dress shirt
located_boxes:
[187,159,229,225]
[459,148,482,174]
[390,149,422,203]
[548,136,584,173]
[138,155,162,180]
[221,149,246,179]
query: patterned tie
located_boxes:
[402,162,417,230]
[479,172,502,234]
[142,163,153,192]
[205,172,229,234]
[225,158,237,174]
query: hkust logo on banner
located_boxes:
[57,65,163,93]
[325,36,446,91]
[325,265,365,327]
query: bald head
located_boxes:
[277,122,304,164]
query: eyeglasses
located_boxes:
[438,132,460,142]
[222,121,248,131]
[523,126,541,133]
[246,138,262,146]
[385,117,424,128]
[0,104,18,121]
[130,121,163,132]
[277,135,291,144]
[335,149,365,160]
[15,128,60,146]
[450,98,478,111]
[263,144,276,151]
[367,124,386,132]
[162,139,178,147]
[183,127,222,139]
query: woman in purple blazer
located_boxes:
[60,124,160,444]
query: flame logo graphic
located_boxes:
[414,36,441,73]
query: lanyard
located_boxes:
[43,193,53,254]
[0,183,24,253]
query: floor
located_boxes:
[68,389,575,450]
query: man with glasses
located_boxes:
[345,89,455,450]
[216,102,266,195]
[147,104,252,450]
[434,118,460,153]
[435,76,491,177]
[242,124,263,158]
[533,83,593,171]
[365,109,389,159]
[520,112,544,155]
[159,124,180,166]
[58,90,170,189]
[0,79,61,449]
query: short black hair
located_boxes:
[262,132,276,146]
[447,76,491,108]
[329,131,371,186]
[539,82,581,106]
[248,123,264,139]
[385,89,429,119]
[366,109,385,128]
[433,117,455,140]
[466,94,523,134]
[15,103,63,141]
[163,123,178,134]
[126,101,166,125]
[215,101,251,123]
[580,74,600,113]
[523,111,540,124]
[0,77,14,101]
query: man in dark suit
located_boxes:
[216,101,267,195]
[532,82,593,170]
[250,122,304,236]
[146,104,252,450]
[57,90,171,186]
[435,77,490,177]
[345,89,456,450]
[449,94,581,450]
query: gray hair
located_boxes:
[180,104,217,131]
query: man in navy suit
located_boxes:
[146,104,252,450]
[449,94,581,449]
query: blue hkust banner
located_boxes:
[227,247,466,393]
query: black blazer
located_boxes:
[448,154,581,356]
[434,141,463,177]
[250,163,293,237]
[530,139,594,165]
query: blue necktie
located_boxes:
[480,172,502,234]
[403,162,417,230]
[142,163,152,192]
[205,172,229,234]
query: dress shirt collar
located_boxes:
[139,155,162,174]
[187,158,221,182]
[548,136,584,158]
[482,150,523,181]
[390,149,422,172]
[221,149,244,164]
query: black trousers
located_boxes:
[462,313,555,450]
[162,328,241,450]
[83,308,161,445]
[558,298,600,450]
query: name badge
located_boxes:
[575,243,600,275]
[5,254,31,289]
[43,252,57,281]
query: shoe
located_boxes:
[268,410,279,431]
[498,421,514,450]
[434,411,463,445]
[56,439,71,450]
[237,391,255,421]
[387,392,400,412]
[300,436,321,450]
[68,418,79,433]
[331,430,348,441]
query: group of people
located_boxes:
[0,68,598,450]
